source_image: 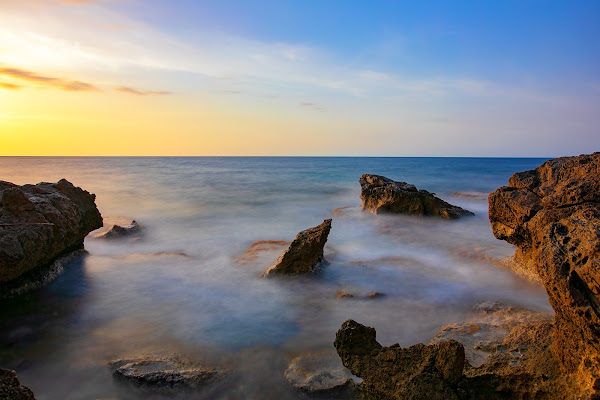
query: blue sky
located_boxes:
[1,0,599,156]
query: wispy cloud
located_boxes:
[300,102,324,111]
[219,90,241,94]
[115,86,172,95]
[0,67,100,91]
[0,82,22,90]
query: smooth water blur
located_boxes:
[0,157,552,399]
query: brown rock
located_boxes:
[262,219,332,277]
[359,174,473,219]
[92,217,140,240]
[334,319,465,400]
[0,179,102,298]
[0,369,35,400]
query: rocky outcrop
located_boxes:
[284,350,358,393]
[334,320,465,400]
[92,217,140,240]
[0,179,102,298]
[489,152,600,383]
[0,369,35,400]
[359,174,473,219]
[109,354,227,390]
[262,219,332,277]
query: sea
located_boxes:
[0,157,553,399]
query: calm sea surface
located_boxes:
[0,157,552,399]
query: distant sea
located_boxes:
[0,157,552,399]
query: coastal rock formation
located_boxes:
[359,174,473,219]
[284,350,357,393]
[0,179,102,298]
[0,369,35,400]
[109,354,226,389]
[92,217,141,239]
[489,153,600,378]
[262,219,332,277]
[334,320,465,400]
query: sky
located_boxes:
[0,0,598,156]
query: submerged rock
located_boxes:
[262,219,332,277]
[92,217,141,239]
[0,179,102,298]
[334,319,465,400]
[0,369,36,399]
[359,174,473,219]
[109,354,226,390]
[489,152,600,395]
[284,350,358,393]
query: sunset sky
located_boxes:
[1,0,598,156]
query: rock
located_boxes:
[109,354,226,390]
[284,350,358,393]
[336,290,354,300]
[235,240,291,265]
[92,217,140,239]
[0,369,36,399]
[359,174,473,219]
[0,179,102,298]
[334,319,465,400]
[489,153,600,378]
[262,219,332,277]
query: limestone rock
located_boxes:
[0,179,102,298]
[262,219,332,277]
[359,174,473,219]
[284,350,357,393]
[489,153,600,377]
[334,319,465,400]
[109,354,226,389]
[0,369,35,400]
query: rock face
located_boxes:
[334,320,465,400]
[0,369,36,400]
[0,179,102,298]
[489,153,600,378]
[262,219,332,277]
[109,355,226,389]
[359,174,473,219]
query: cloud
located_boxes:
[219,90,241,94]
[300,102,324,111]
[0,82,22,90]
[0,67,100,91]
[115,86,172,95]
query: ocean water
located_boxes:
[0,157,552,399]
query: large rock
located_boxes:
[0,179,102,298]
[262,219,332,277]
[489,153,600,378]
[334,319,465,400]
[109,354,226,389]
[0,369,35,400]
[359,174,473,219]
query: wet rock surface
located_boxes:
[0,369,35,400]
[0,179,102,298]
[489,153,600,383]
[109,354,227,390]
[262,219,332,277]
[92,217,141,239]
[284,350,358,393]
[359,174,473,219]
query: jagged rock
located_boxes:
[92,217,141,239]
[0,369,35,399]
[0,179,102,298]
[284,350,358,393]
[359,174,473,219]
[334,319,465,400]
[109,354,226,389]
[489,153,600,381]
[262,219,332,277]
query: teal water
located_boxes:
[0,157,551,399]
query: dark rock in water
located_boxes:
[334,319,465,400]
[284,350,358,393]
[489,152,600,396]
[359,174,473,219]
[0,368,36,399]
[262,219,332,277]
[0,179,102,298]
[92,217,141,239]
[109,354,226,390]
